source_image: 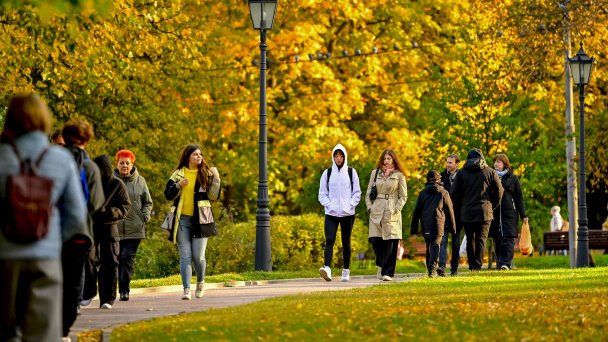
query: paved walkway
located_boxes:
[71,274,420,341]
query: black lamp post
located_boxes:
[568,43,594,267]
[248,0,277,271]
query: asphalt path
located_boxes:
[70,275,419,341]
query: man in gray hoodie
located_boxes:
[318,144,362,281]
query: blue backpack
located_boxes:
[80,161,90,203]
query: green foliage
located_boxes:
[113,268,608,341]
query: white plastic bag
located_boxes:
[459,234,467,257]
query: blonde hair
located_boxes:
[1,93,52,142]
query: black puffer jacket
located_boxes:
[450,149,504,223]
[92,155,131,241]
[489,171,526,238]
[411,182,456,238]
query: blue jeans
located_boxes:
[438,230,462,273]
[177,215,208,289]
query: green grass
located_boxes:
[513,254,608,269]
[130,259,428,288]
[113,268,608,341]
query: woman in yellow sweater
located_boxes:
[164,144,220,300]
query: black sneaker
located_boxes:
[450,271,458,276]
[120,293,129,301]
[437,268,446,277]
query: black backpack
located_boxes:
[1,143,53,244]
[326,167,354,192]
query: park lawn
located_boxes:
[129,258,428,288]
[113,268,608,341]
[513,254,608,269]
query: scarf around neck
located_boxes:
[496,169,508,178]
[382,164,395,177]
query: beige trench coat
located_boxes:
[365,169,408,240]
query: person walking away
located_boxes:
[365,149,408,281]
[450,148,503,272]
[411,170,456,278]
[89,155,131,309]
[317,144,362,281]
[490,154,527,270]
[164,144,220,300]
[115,149,153,301]
[61,118,105,339]
[438,153,462,276]
[0,93,88,342]
[549,206,567,256]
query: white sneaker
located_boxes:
[341,269,350,282]
[319,266,332,281]
[62,337,71,342]
[181,288,191,300]
[382,275,393,282]
[377,266,383,280]
[100,303,112,309]
[80,299,92,306]
[195,282,205,298]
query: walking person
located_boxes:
[164,144,220,300]
[61,118,105,339]
[115,149,153,301]
[490,154,527,270]
[0,93,88,342]
[411,170,456,278]
[89,155,131,308]
[450,148,503,272]
[365,150,408,281]
[318,144,362,282]
[438,153,462,276]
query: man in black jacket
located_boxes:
[438,154,461,276]
[411,170,456,278]
[450,149,503,271]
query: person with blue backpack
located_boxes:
[61,118,105,340]
[318,144,361,282]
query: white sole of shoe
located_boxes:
[319,268,332,281]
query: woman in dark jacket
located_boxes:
[87,155,131,309]
[490,154,527,270]
[164,144,220,300]
[411,170,456,277]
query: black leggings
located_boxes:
[323,215,355,269]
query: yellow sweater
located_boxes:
[181,168,198,216]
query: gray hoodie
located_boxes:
[318,144,362,217]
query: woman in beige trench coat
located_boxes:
[365,150,408,281]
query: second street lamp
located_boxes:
[248,0,278,271]
[568,43,594,268]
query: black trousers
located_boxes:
[62,240,89,337]
[439,230,461,273]
[369,237,399,277]
[463,221,491,271]
[119,238,142,295]
[493,236,515,268]
[425,236,442,274]
[83,239,120,306]
[323,215,355,269]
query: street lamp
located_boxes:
[568,43,594,267]
[248,0,277,271]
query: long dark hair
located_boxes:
[375,149,403,172]
[175,143,210,190]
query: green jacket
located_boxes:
[115,167,153,240]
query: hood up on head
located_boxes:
[331,144,348,170]
[94,154,115,184]
[464,148,488,171]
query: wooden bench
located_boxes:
[544,230,608,251]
